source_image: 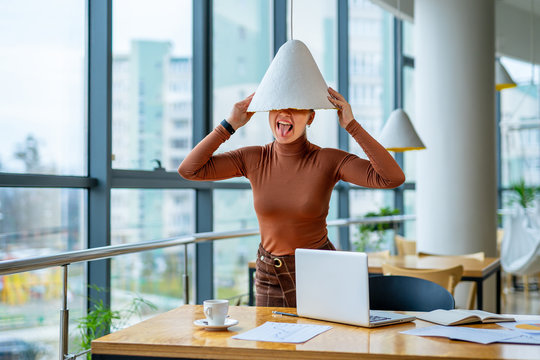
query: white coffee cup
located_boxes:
[203,299,229,326]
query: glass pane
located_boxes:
[0,265,86,360]
[112,0,193,171]
[348,0,393,156]
[500,57,540,188]
[213,189,259,301]
[0,188,86,359]
[290,0,338,148]
[403,189,416,239]
[212,0,273,162]
[348,189,395,251]
[111,189,195,318]
[402,20,414,58]
[327,190,340,248]
[0,0,86,175]
[403,65,417,182]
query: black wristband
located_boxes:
[220,119,236,135]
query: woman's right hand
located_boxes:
[227,93,255,131]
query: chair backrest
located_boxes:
[497,228,504,256]
[369,275,455,311]
[366,250,390,260]
[394,235,416,256]
[417,251,485,261]
[381,263,464,296]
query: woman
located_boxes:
[178,87,405,307]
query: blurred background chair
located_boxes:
[381,263,463,297]
[369,275,455,311]
[366,250,390,260]
[415,251,485,309]
[418,251,485,261]
[501,206,540,295]
[394,235,416,256]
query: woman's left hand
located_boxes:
[328,87,354,128]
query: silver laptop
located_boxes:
[295,248,415,328]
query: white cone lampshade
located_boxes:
[248,40,336,112]
[495,58,517,91]
[379,109,426,152]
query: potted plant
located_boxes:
[353,207,399,252]
[74,285,156,359]
[509,179,538,209]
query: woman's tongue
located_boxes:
[278,122,293,137]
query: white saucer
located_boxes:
[193,318,239,331]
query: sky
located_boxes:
[0,0,192,175]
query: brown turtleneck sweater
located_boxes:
[178,120,405,255]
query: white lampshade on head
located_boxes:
[379,109,426,152]
[495,58,517,91]
[248,40,336,112]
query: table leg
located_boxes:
[248,267,255,306]
[496,268,501,314]
[476,279,483,310]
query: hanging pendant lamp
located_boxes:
[495,58,517,91]
[379,109,426,152]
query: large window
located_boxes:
[109,0,196,326]
[212,0,273,156]
[213,190,259,300]
[111,189,195,315]
[112,0,193,172]
[0,0,86,176]
[499,57,540,189]
[0,1,87,358]
[0,188,86,359]
[348,0,393,157]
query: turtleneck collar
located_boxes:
[274,133,310,156]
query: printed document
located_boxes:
[232,321,332,343]
[401,325,521,344]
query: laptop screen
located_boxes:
[295,249,371,327]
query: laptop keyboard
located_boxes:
[370,315,390,322]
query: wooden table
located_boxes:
[368,255,501,313]
[249,255,501,312]
[92,305,539,360]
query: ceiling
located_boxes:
[502,0,540,17]
[371,0,540,64]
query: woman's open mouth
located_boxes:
[277,120,293,137]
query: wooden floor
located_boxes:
[502,275,540,314]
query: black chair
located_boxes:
[369,275,455,311]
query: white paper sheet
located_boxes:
[401,325,521,344]
[232,321,332,343]
[496,334,540,345]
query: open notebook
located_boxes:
[417,309,515,326]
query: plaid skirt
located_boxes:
[254,239,336,308]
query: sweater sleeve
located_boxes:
[177,124,247,181]
[337,120,405,188]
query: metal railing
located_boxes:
[0,214,415,360]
